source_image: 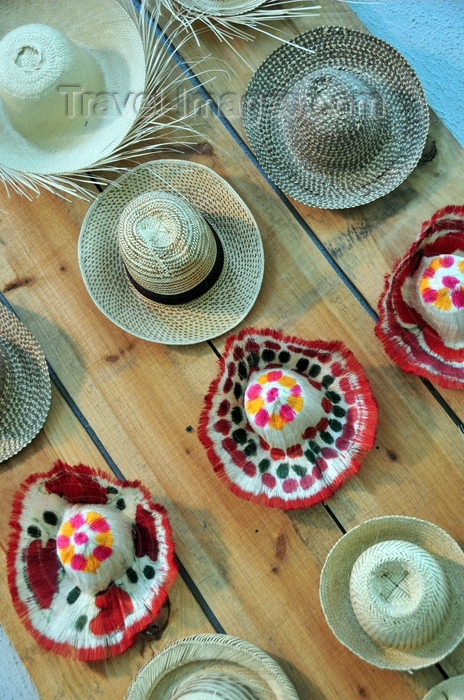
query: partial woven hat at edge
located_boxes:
[125,633,300,699]
[320,516,464,670]
[422,676,464,700]
[7,460,177,660]
[376,205,464,390]
[198,327,378,509]
[0,304,51,463]
[78,159,264,345]
[243,26,429,209]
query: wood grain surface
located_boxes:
[0,0,463,698]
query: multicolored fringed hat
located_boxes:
[376,205,464,390]
[7,461,177,660]
[320,516,464,671]
[0,0,197,199]
[198,328,378,509]
[243,26,429,209]
[422,676,464,700]
[78,160,264,345]
[125,634,300,699]
[0,304,51,463]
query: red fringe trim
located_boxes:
[7,460,178,661]
[198,327,378,509]
[376,205,464,389]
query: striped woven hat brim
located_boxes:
[375,205,464,390]
[243,26,429,209]
[0,305,51,463]
[125,634,300,699]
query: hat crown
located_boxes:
[170,672,260,699]
[281,67,390,172]
[0,23,105,142]
[349,539,450,650]
[244,368,321,449]
[56,504,133,595]
[118,191,219,298]
[414,254,464,346]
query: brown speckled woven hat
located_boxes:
[0,304,51,462]
[320,516,464,671]
[243,26,429,209]
[78,160,264,345]
[125,634,300,699]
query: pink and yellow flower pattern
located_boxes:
[419,255,464,310]
[57,510,113,574]
[245,370,304,430]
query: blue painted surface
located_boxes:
[348,0,464,146]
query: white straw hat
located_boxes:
[243,26,429,209]
[423,676,464,700]
[0,0,145,194]
[0,304,51,463]
[78,160,264,345]
[125,634,300,699]
[320,516,464,670]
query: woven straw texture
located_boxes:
[320,516,464,670]
[0,0,145,176]
[78,160,264,345]
[422,675,464,700]
[243,26,429,209]
[376,205,464,390]
[177,0,264,16]
[124,634,300,699]
[7,461,177,660]
[198,327,378,509]
[0,304,51,463]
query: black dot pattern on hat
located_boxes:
[67,587,81,605]
[143,565,155,579]
[43,511,58,526]
[75,615,87,631]
[27,526,41,538]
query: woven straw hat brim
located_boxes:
[198,327,378,509]
[243,26,429,209]
[177,0,265,16]
[125,634,299,699]
[0,0,145,175]
[0,305,51,463]
[422,676,464,700]
[78,160,264,345]
[7,461,177,661]
[375,205,464,390]
[319,516,464,670]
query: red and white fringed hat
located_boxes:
[198,328,378,509]
[7,461,177,661]
[376,205,464,390]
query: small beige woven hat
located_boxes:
[78,159,264,345]
[124,634,299,699]
[0,304,51,462]
[423,676,464,700]
[0,0,145,195]
[319,516,464,670]
[243,26,429,209]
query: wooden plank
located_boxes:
[0,139,457,696]
[0,382,214,700]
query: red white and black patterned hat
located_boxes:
[376,205,464,390]
[198,328,378,509]
[7,461,176,660]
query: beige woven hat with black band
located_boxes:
[243,26,429,209]
[0,0,145,185]
[320,516,464,671]
[0,304,51,463]
[78,160,264,345]
[125,633,299,699]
